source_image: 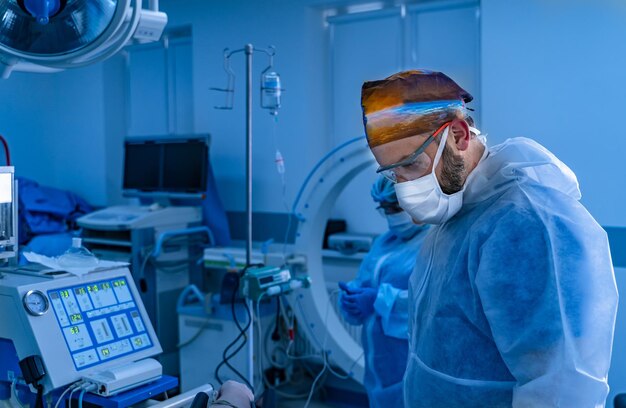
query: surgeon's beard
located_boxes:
[440,147,466,194]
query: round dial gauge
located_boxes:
[23,290,49,316]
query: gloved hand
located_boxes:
[338,282,364,323]
[339,282,377,320]
[216,380,254,408]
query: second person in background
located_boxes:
[338,176,429,408]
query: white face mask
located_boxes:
[386,211,422,239]
[394,127,464,225]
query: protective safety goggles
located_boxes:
[376,121,451,183]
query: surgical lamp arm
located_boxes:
[151,227,215,258]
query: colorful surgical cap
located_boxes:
[361,70,473,148]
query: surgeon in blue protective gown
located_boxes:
[360,70,618,407]
[338,176,429,408]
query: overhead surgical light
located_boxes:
[21,0,62,25]
[0,0,167,77]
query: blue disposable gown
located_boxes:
[404,138,618,407]
[341,225,429,408]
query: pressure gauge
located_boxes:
[23,290,49,316]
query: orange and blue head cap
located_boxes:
[361,70,473,148]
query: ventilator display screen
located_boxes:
[48,277,153,371]
[123,138,208,194]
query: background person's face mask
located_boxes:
[386,211,422,239]
[394,127,464,224]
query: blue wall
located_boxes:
[0,62,122,205]
[481,0,626,227]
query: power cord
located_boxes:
[278,290,364,407]
[177,317,210,349]
[223,272,253,386]
[53,382,83,408]
[58,381,98,408]
[294,291,363,378]
[214,265,261,390]
[79,388,87,408]
[0,134,11,165]
[301,292,336,408]
[78,383,97,408]
[34,383,44,408]
[216,273,250,384]
[254,295,315,401]
[67,383,82,408]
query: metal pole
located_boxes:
[245,44,253,266]
[244,43,255,390]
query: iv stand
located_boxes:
[211,43,278,391]
[245,44,254,391]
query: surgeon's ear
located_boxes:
[449,119,470,151]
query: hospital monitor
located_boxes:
[123,136,209,199]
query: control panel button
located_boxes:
[111,314,133,338]
[63,324,93,352]
[73,349,99,368]
[90,318,114,344]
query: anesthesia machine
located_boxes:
[0,164,205,408]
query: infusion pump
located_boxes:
[0,267,162,394]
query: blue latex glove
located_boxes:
[338,281,352,294]
[338,281,363,322]
[339,283,377,320]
